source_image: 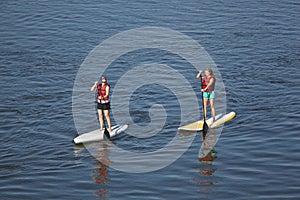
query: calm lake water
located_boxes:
[1,0,300,199]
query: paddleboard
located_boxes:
[178,112,236,131]
[210,111,236,128]
[73,124,128,144]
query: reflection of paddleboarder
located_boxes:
[91,76,112,133]
[196,68,216,123]
[93,141,111,198]
[199,127,218,161]
[200,149,217,163]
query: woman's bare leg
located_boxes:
[103,109,112,132]
[97,109,104,130]
[210,98,216,122]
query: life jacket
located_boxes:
[202,75,215,92]
[97,83,110,103]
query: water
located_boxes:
[1,0,300,199]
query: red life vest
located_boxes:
[97,83,110,103]
[202,75,215,92]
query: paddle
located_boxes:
[104,125,110,139]
[201,76,209,140]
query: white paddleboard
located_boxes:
[73,124,128,144]
[210,112,236,128]
[178,112,236,131]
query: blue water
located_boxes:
[1,0,300,199]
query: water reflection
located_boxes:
[92,141,111,198]
[193,128,218,197]
[199,128,219,161]
[74,141,111,199]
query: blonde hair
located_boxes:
[205,67,213,75]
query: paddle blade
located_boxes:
[202,121,209,140]
[104,127,110,139]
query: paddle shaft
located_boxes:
[201,77,206,121]
[200,76,209,139]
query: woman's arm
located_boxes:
[202,78,215,91]
[104,85,110,98]
[90,82,98,91]
[196,70,202,78]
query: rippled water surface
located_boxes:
[1,0,300,199]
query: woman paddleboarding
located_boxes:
[196,68,216,123]
[91,76,112,133]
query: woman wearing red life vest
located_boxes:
[91,76,112,133]
[196,68,216,123]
